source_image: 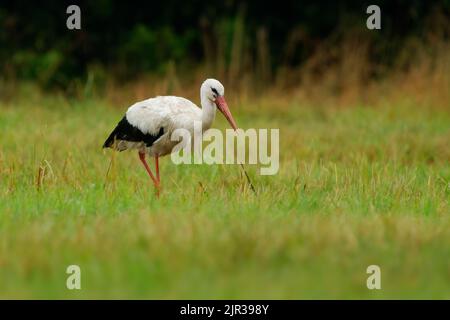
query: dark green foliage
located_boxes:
[0,1,448,88]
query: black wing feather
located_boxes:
[103,116,164,150]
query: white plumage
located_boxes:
[121,96,201,156]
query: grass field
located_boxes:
[0,87,449,299]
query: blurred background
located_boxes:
[1,0,449,105]
[1,1,450,299]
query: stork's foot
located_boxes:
[138,152,161,198]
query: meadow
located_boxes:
[0,72,449,299]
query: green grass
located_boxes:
[0,92,449,299]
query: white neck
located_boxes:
[200,93,216,131]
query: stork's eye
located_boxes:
[211,87,219,97]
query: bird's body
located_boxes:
[103,96,206,157]
[103,79,237,196]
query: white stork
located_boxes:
[103,78,238,195]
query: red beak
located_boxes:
[215,96,237,130]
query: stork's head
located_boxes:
[201,78,237,130]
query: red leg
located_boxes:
[155,156,160,183]
[138,152,158,186]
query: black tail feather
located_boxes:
[103,116,164,150]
